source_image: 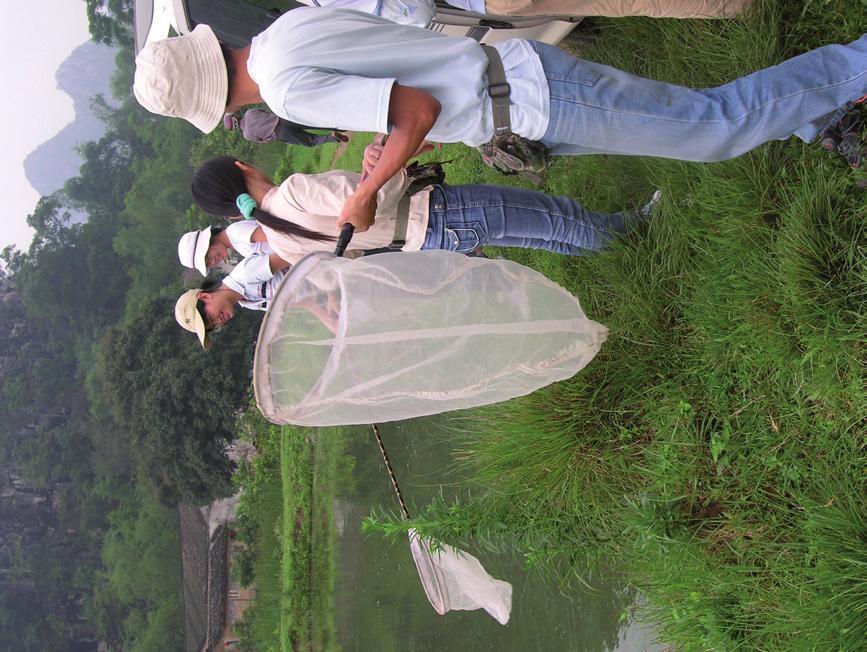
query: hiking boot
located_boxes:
[819,96,867,169]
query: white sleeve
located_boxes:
[223,254,274,295]
[226,221,260,258]
[280,69,395,134]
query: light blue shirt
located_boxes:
[306,0,436,27]
[248,8,549,147]
[439,0,486,13]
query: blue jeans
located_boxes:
[530,35,867,161]
[422,184,637,256]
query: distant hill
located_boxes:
[23,41,116,197]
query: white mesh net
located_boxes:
[254,250,607,426]
[408,529,513,625]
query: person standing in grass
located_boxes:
[300,0,751,21]
[177,151,651,346]
[133,12,867,233]
[188,154,656,263]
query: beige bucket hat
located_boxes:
[133,25,228,134]
[175,289,211,349]
[177,226,213,276]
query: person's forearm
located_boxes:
[355,118,434,198]
[338,84,440,231]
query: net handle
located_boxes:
[371,424,453,617]
[335,223,355,257]
[371,424,411,520]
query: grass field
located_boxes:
[231,411,341,652]
[235,1,865,649]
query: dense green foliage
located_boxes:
[87,481,184,651]
[231,412,340,652]
[230,415,285,652]
[0,5,277,649]
[100,295,259,503]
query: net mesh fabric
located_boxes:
[408,529,513,625]
[254,250,607,426]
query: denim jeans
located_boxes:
[422,184,637,255]
[530,35,867,161]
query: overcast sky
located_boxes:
[1,1,92,254]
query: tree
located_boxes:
[66,134,140,216]
[9,213,132,339]
[100,295,261,503]
[23,194,78,254]
[113,118,201,305]
[86,0,134,49]
[84,482,182,650]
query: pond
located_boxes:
[315,417,663,652]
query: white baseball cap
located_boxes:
[178,226,213,276]
[133,25,228,134]
[175,289,211,349]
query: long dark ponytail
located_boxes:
[191,156,334,242]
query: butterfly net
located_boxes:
[254,250,607,426]
[408,528,513,624]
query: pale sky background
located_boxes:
[1,1,92,254]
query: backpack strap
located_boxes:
[480,44,512,135]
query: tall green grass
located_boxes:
[231,409,342,651]
[279,425,315,651]
[231,413,285,652]
[362,2,866,649]
[279,425,341,652]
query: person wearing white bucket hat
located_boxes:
[134,12,867,234]
[177,222,274,275]
[134,25,229,134]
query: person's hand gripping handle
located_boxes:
[334,223,355,257]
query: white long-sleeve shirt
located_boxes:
[222,253,288,311]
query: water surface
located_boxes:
[318,418,662,652]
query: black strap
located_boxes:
[352,194,412,257]
[481,44,512,135]
[387,194,411,251]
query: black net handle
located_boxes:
[371,424,411,520]
[335,223,355,257]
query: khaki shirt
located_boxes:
[260,169,430,264]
